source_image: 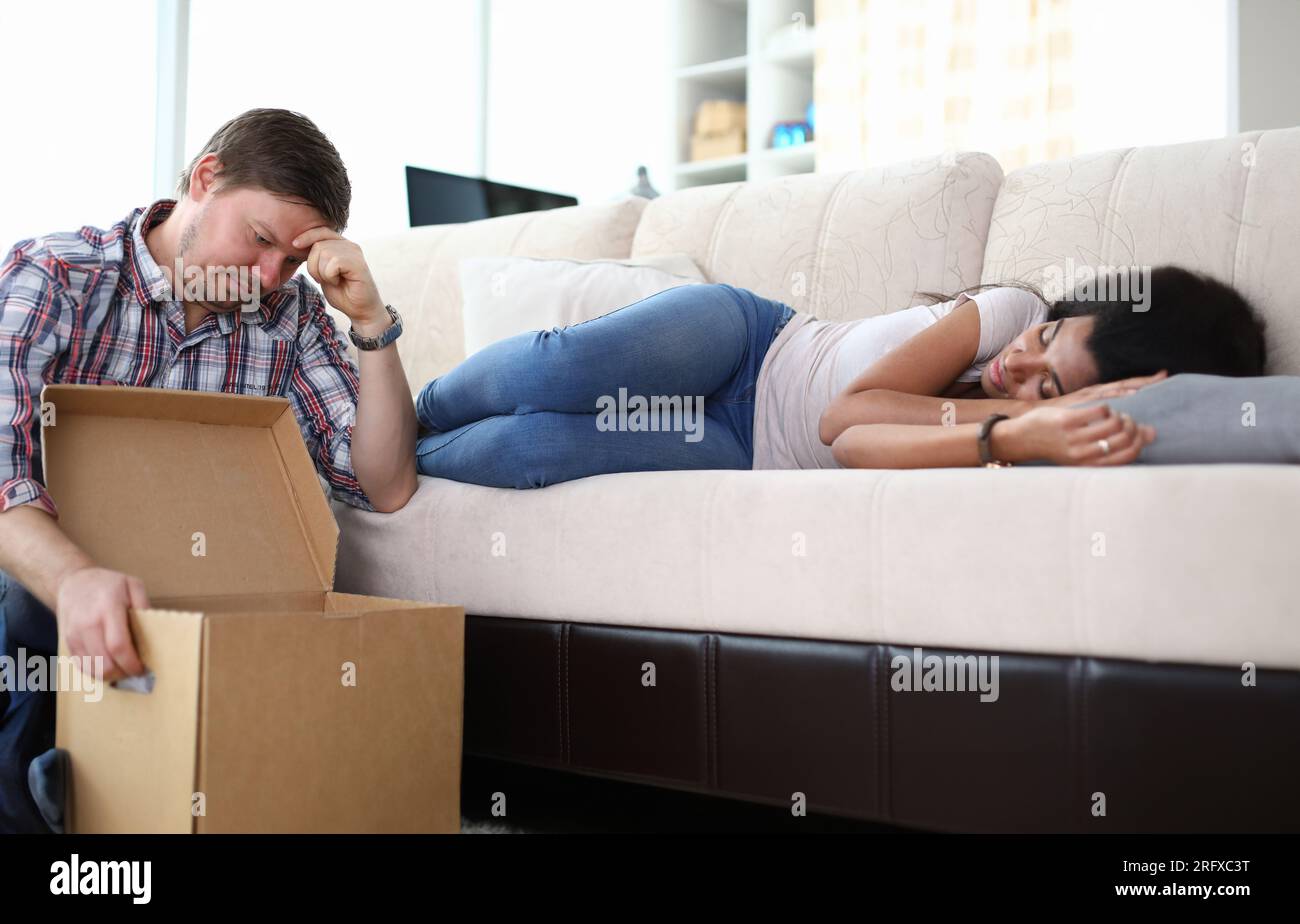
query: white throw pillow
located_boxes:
[458,254,706,355]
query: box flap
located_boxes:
[39,385,338,597]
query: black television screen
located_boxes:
[406,166,578,226]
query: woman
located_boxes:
[413,266,1267,486]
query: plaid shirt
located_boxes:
[0,198,375,515]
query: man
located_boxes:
[0,109,418,832]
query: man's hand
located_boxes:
[1043,370,1169,408]
[289,228,418,512]
[292,227,388,333]
[55,567,149,683]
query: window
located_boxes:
[0,3,158,250]
[486,0,673,205]
[185,0,482,240]
[1071,0,1231,153]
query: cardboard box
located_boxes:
[690,100,747,161]
[40,384,464,833]
[693,99,746,135]
[691,128,747,161]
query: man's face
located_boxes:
[175,185,328,312]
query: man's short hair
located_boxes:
[177,108,350,232]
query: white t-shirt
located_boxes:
[751,287,1049,470]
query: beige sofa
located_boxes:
[330,127,1300,832]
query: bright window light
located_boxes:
[0,3,158,251]
[486,0,673,205]
[186,0,482,240]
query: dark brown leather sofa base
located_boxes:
[463,615,1300,833]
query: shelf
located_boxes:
[671,0,818,191]
[762,40,816,69]
[675,142,815,176]
[675,152,749,176]
[756,142,816,162]
[761,22,817,67]
[676,55,749,80]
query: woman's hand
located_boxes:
[1042,370,1169,408]
[993,404,1156,466]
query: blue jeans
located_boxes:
[415,283,795,487]
[0,568,58,833]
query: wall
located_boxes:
[1236,0,1300,132]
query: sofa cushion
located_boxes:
[981,126,1300,375]
[1073,373,1300,464]
[333,464,1300,671]
[354,195,650,394]
[458,253,705,355]
[630,153,1003,323]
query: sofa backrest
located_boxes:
[355,153,1003,395]
[348,196,647,394]
[356,128,1300,394]
[981,126,1300,375]
[630,153,1003,322]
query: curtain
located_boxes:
[814,0,1075,172]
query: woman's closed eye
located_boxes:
[1037,321,1062,398]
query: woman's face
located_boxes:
[980,316,1100,400]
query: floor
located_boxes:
[459,754,905,833]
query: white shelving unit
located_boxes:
[670,0,818,191]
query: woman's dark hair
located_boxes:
[1046,266,1267,380]
[919,266,1268,382]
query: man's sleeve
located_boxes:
[0,244,69,517]
[286,282,377,512]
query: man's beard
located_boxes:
[177,204,203,260]
[177,207,245,311]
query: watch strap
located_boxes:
[348,304,402,351]
[977,413,1012,467]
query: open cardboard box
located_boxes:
[39,384,464,833]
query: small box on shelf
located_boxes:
[690,99,748,162]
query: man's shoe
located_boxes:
[28,746,68,833]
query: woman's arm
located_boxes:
[830,421,993,468]
[841,294,983,396]
[818,389,1030,446]
[830,405,1155,469]
[819,295,1024,445]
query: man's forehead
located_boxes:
[240,200,326,251]
[222,187,324,231]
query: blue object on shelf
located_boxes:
[806,101,815,132]
[771,121,812,148]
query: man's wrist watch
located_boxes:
[348,304,403,351]
[977,413,1013,467]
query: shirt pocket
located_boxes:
[225,336,296,398]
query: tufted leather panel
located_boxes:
[463,615,1300,833]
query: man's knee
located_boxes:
[0,572,57,654]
